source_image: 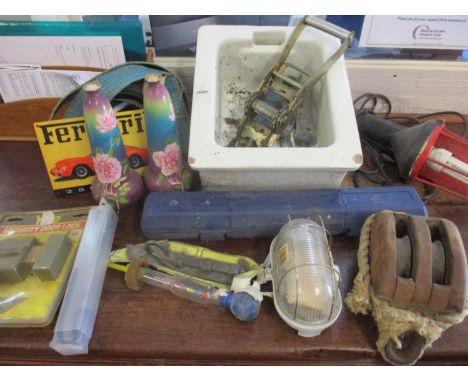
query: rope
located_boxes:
[344,213,375,315]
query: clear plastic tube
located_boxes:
[141,268,221,305]
[49,205,118,356]
[140,267,262,321]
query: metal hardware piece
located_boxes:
[231,16,354,147]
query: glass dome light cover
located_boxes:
[264,218,342,337]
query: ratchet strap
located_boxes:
[233,16,354,147]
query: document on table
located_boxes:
[360,16,468,49]
[0,36,126,68]
[0,69,100,102]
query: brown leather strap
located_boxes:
[125,259,147,292]
[429,218,467,313]
[408,215,432,307]
[370,211,397,299]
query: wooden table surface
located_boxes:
[0,141,467,365]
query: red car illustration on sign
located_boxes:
[50,146,149,179]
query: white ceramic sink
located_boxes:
[189,25,362,190]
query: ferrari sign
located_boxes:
[34,109,148,196]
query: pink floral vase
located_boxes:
[142,73,192,192]
[83,81,143,210]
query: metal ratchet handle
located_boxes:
[288,17,354,111]
[304,16,352,41]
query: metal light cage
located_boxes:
[266,218,342,337]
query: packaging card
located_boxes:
[0,206,91,327]
[360,16,468,49]
[34,109,148,195]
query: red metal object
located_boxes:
[410,124,468,200]
[50,146,149,178]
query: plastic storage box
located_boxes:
[189,24,362,190]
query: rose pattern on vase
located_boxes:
[83,81,143,210]
[93,154,122,183]
[95,110,117,133]
[142,73,192,192]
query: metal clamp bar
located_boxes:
[289,27,354,112]
[304,15,352,41]
[251,99,280,120]
[272,70,303,89]
[283,62,311,77]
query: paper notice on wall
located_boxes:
[0,36,126,68]
[0,69,99,103]
[359,16,468,49]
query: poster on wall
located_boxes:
[359,15,468,49]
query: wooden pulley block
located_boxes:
[370,211,467,314]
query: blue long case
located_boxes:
[141,187,427,240]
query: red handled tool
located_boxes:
[356,111,468,200]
